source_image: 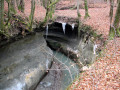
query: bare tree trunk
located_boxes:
[29,0,35,31]
[77,0,81,38]
[109,0,120,39]
[18,0,25,13]
[77,0,81,19]
[109,0,114,23]
[84,0,90,19]
[40,0,59,26]
[16,0,20,8]
[0,0,4,33]
[6,0,16,20]
[6,0,16,15]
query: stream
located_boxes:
[0,32,80,90]
[36,51,80,90]
[0,22,97,90]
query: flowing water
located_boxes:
[36,51,80,90]
[0,21,97,90]
[53,51,79,83]
[72,24,75,30]
[93,44,97,54]
[62,23,66,34]
[46,25,48,39]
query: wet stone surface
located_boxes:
[36,51,80,90]
[45,22,97,66]
[0,33,53,90]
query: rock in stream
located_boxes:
[44,22,97,67]
[0,33,53,90]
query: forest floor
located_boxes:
[4,0,120,89]
[56,1,120,90]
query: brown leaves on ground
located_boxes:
[65,2,120,90]
[70,38,120,90]
[4,0,120,89]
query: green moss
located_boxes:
[109,27,115,40]
[109,1,120,39]
[0,0,4,33]
[41,0,59,26]
[84,0,90,19]
[29,0,35,31]
[80,24,102,40]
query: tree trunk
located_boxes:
[77,0,81,38]
[6,0,16,15]
[109,0,114,23]
[29,0,35,31]
[11,0,16,13]
[0,0,4,33]
[40,0,59,26]
[109,0,120,39]
[84,0,90,19]
[6,0,16,20]
[77,0,81,19]
[17,0,25,13]
[16,0,20,8]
